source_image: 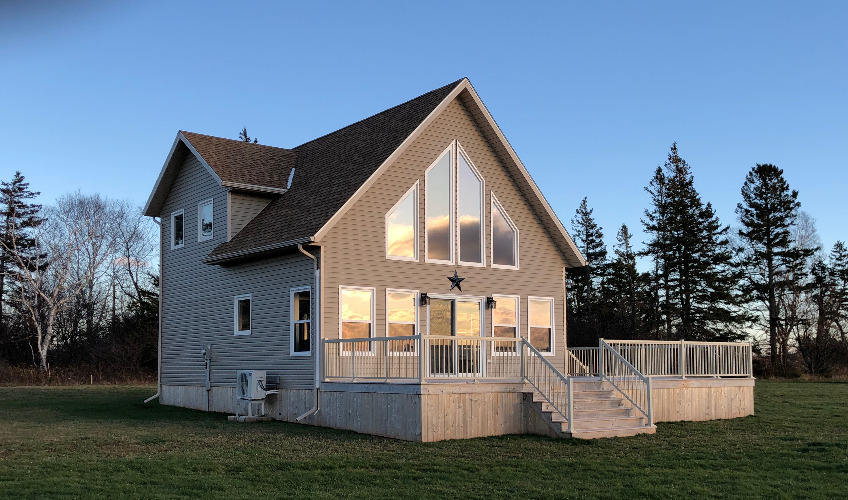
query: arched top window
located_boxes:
[386,181,418,260]
[491,194,519,269]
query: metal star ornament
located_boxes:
[447,270,465,292]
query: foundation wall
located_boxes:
[159,378,755,441]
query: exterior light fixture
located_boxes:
[486,296,497,309]
[419,292,430,305]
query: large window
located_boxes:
[528,297,554,354]
[425,148,453,263]
[234,294,252,336]
[291,287,311,355]
[491,195,519,269]
[171,209,184,249]
[198,199,213,242]
[492,295,519,353]
[386,182,418,260]
[340,287,374,351]
[457,147,484,265]
[386,289,417,353]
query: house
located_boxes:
[144,78,754,440]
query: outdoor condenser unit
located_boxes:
[236,370,267,401]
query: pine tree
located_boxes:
[642,143,745,340]
[736,163,816,371]
[0,172,45,334]
[606,224,642,338]
[238,127,258,144]
[569,197,607,316]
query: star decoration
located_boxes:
[447,270,465,292]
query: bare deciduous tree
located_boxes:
[5,193,125,370]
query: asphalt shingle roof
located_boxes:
[180,132,296,191]
[203,78,465,263]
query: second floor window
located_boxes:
[171,210,184,249]
[198,199,213,241]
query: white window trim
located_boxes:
[385,288,418,356]
[234,294,252,336]
[491,294,520,356]
[198,198,213,242]
[385,181,419,262]
[528,296,555,356]
[424,142,455,265]
[170,209,184,250]
[456,142,486,268]
[490,193,520,270]
[290,286,312,356]
[339,286,376,356]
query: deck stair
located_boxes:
[525,379,656,439]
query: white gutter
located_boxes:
[296,243,321,422]
[145,217,162,404]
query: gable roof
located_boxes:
[143,132,295,216]
[146,78,586,268]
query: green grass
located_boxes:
[0,381,846,499]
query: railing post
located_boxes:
[384,339,389,382]
[520,339,526,381]
[351,344,356,380]
[747,343,753,378]
[598,339,604,379]
[679,339,686,378]
[646,376,654,427]
[567,378,574,434]
[418,336,425,383]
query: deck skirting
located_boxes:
[159,377,754,441]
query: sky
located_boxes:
[1,1,846,264]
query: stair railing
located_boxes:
[521,339,574,434]
[599,339,653,426]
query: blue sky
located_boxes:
[2,1,846,262]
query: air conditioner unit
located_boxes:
[236,370,267,401]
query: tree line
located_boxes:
[567,144,847,377]
[0,172,158,379]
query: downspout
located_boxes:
[296,242,321,421]
[145,217,162,403]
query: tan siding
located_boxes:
[229,192,273,240]
[321,97,569,372]
[161,155,315,391]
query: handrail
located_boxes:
[599,339,653,425]
[522,339,573,434]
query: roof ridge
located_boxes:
[180,130,294,152]
[292,78,466,150]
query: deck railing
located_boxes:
[603,339,753,378]
[566,347,600,376]
[323,336,525,382]
[524,340,573,433]
[599,339,653,425]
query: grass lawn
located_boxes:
[0,381,846,499]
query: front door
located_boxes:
[428,297,483,376]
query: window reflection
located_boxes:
[387,186,416,258]
[492,200,517,267]
[426,152,452,261]
[458,153,482,263]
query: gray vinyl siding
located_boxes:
[321,97,569,371]
[228,192,273,240]
[160,154,315,389]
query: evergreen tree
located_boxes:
[0,172,45,334]
[736,163,816,371]
[642,143,746,340]
[238,127,258,144]
[606,224,642,338]
[569,197,607,316]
